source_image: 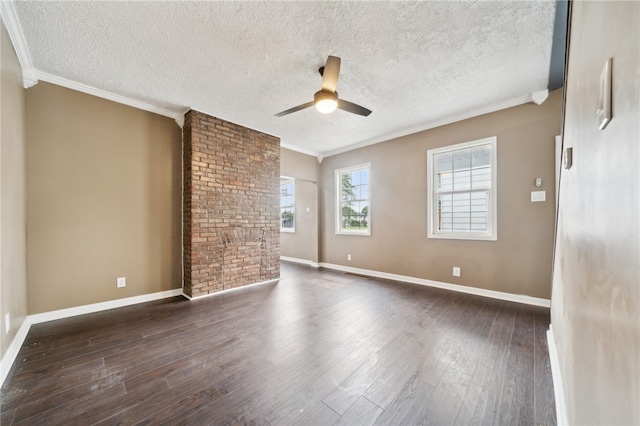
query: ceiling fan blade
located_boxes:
[275,101,315,117]
[321,56,341,92]
[338,99,372,116]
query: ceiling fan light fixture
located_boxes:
[275,57,371,118]
[314,90,338,114]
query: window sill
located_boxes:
[336,230,371,236]
[428,232,496,241]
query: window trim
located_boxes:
[280,176,295,233]
[427,137,497,241]
[335,163,371,236]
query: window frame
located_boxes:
[280,176,295,233]
[335,163,371,236]
[427,137,497,241]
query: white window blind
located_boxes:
[428,137,497,240]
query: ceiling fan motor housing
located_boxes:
[314,90,338,113]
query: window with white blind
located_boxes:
[427,137,497,240]
[280,177,295,232]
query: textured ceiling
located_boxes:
[11,1,556,157]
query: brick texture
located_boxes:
[183,110,280,298]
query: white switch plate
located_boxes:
[117,277,126,288]
[305,207,310,213]
[597,58,612,130]
[563,147,573,169]
[453,267,461,277]
[347,254,352,261]
[531,191,546,202]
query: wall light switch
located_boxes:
[531,191,546,202]
[117,277,126,288]
[453,267,461,277]
[597,58,612,130]
[564,147,573,169]
[305,207,310,213]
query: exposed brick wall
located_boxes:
[183,110,280,298]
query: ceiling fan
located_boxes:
[275,56,372,117]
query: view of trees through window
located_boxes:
[280,179,294,231]
[339,167,369,232]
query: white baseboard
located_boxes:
[0,288,184,388]
[1,280,284,386]
[185,278,280,300]
[317,262,551,308]
[547,325,569,425]
[280,256,319,268]
[28,288,185,324]
[2,266,548,388]
[0,318,32,386]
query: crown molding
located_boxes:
[531,89,549,105]
[1,0,550,157]
[320,92,545,158]
[279,142,321,160]
[37,71,185,122]
[0,1,37,88]
[0,2,185,122]
[174,108,190,128]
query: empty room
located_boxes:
[1,1,638,425]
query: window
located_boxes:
[336,164,370,235]
[427,137,497,240]
[280,177,295,232]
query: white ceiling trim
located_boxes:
[1,1,185,126]
[10,1,556,157]
[37,71,185,125]
[0,1,37,88]
[279,142,320,159]
[321,91,548,159]
[2,0,553,159]
[32,70,548,160]
[531,89,550,105]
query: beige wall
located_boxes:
[0,22,28,362]
[319,90,562,299]
[280,148,319,263]
[551,2,639,424]
[26,82,182,314]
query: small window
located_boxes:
[280,177,295,232]
[427,137,497,241]
[336,164,370,235]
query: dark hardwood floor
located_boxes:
[1,261,556,425]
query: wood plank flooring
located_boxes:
[1,262,556,425]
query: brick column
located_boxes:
[183,110,280,298]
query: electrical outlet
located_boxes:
[5,313,10,333]
[117,277,126,288]
[347,254,352,261]
[453,267,461,277]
